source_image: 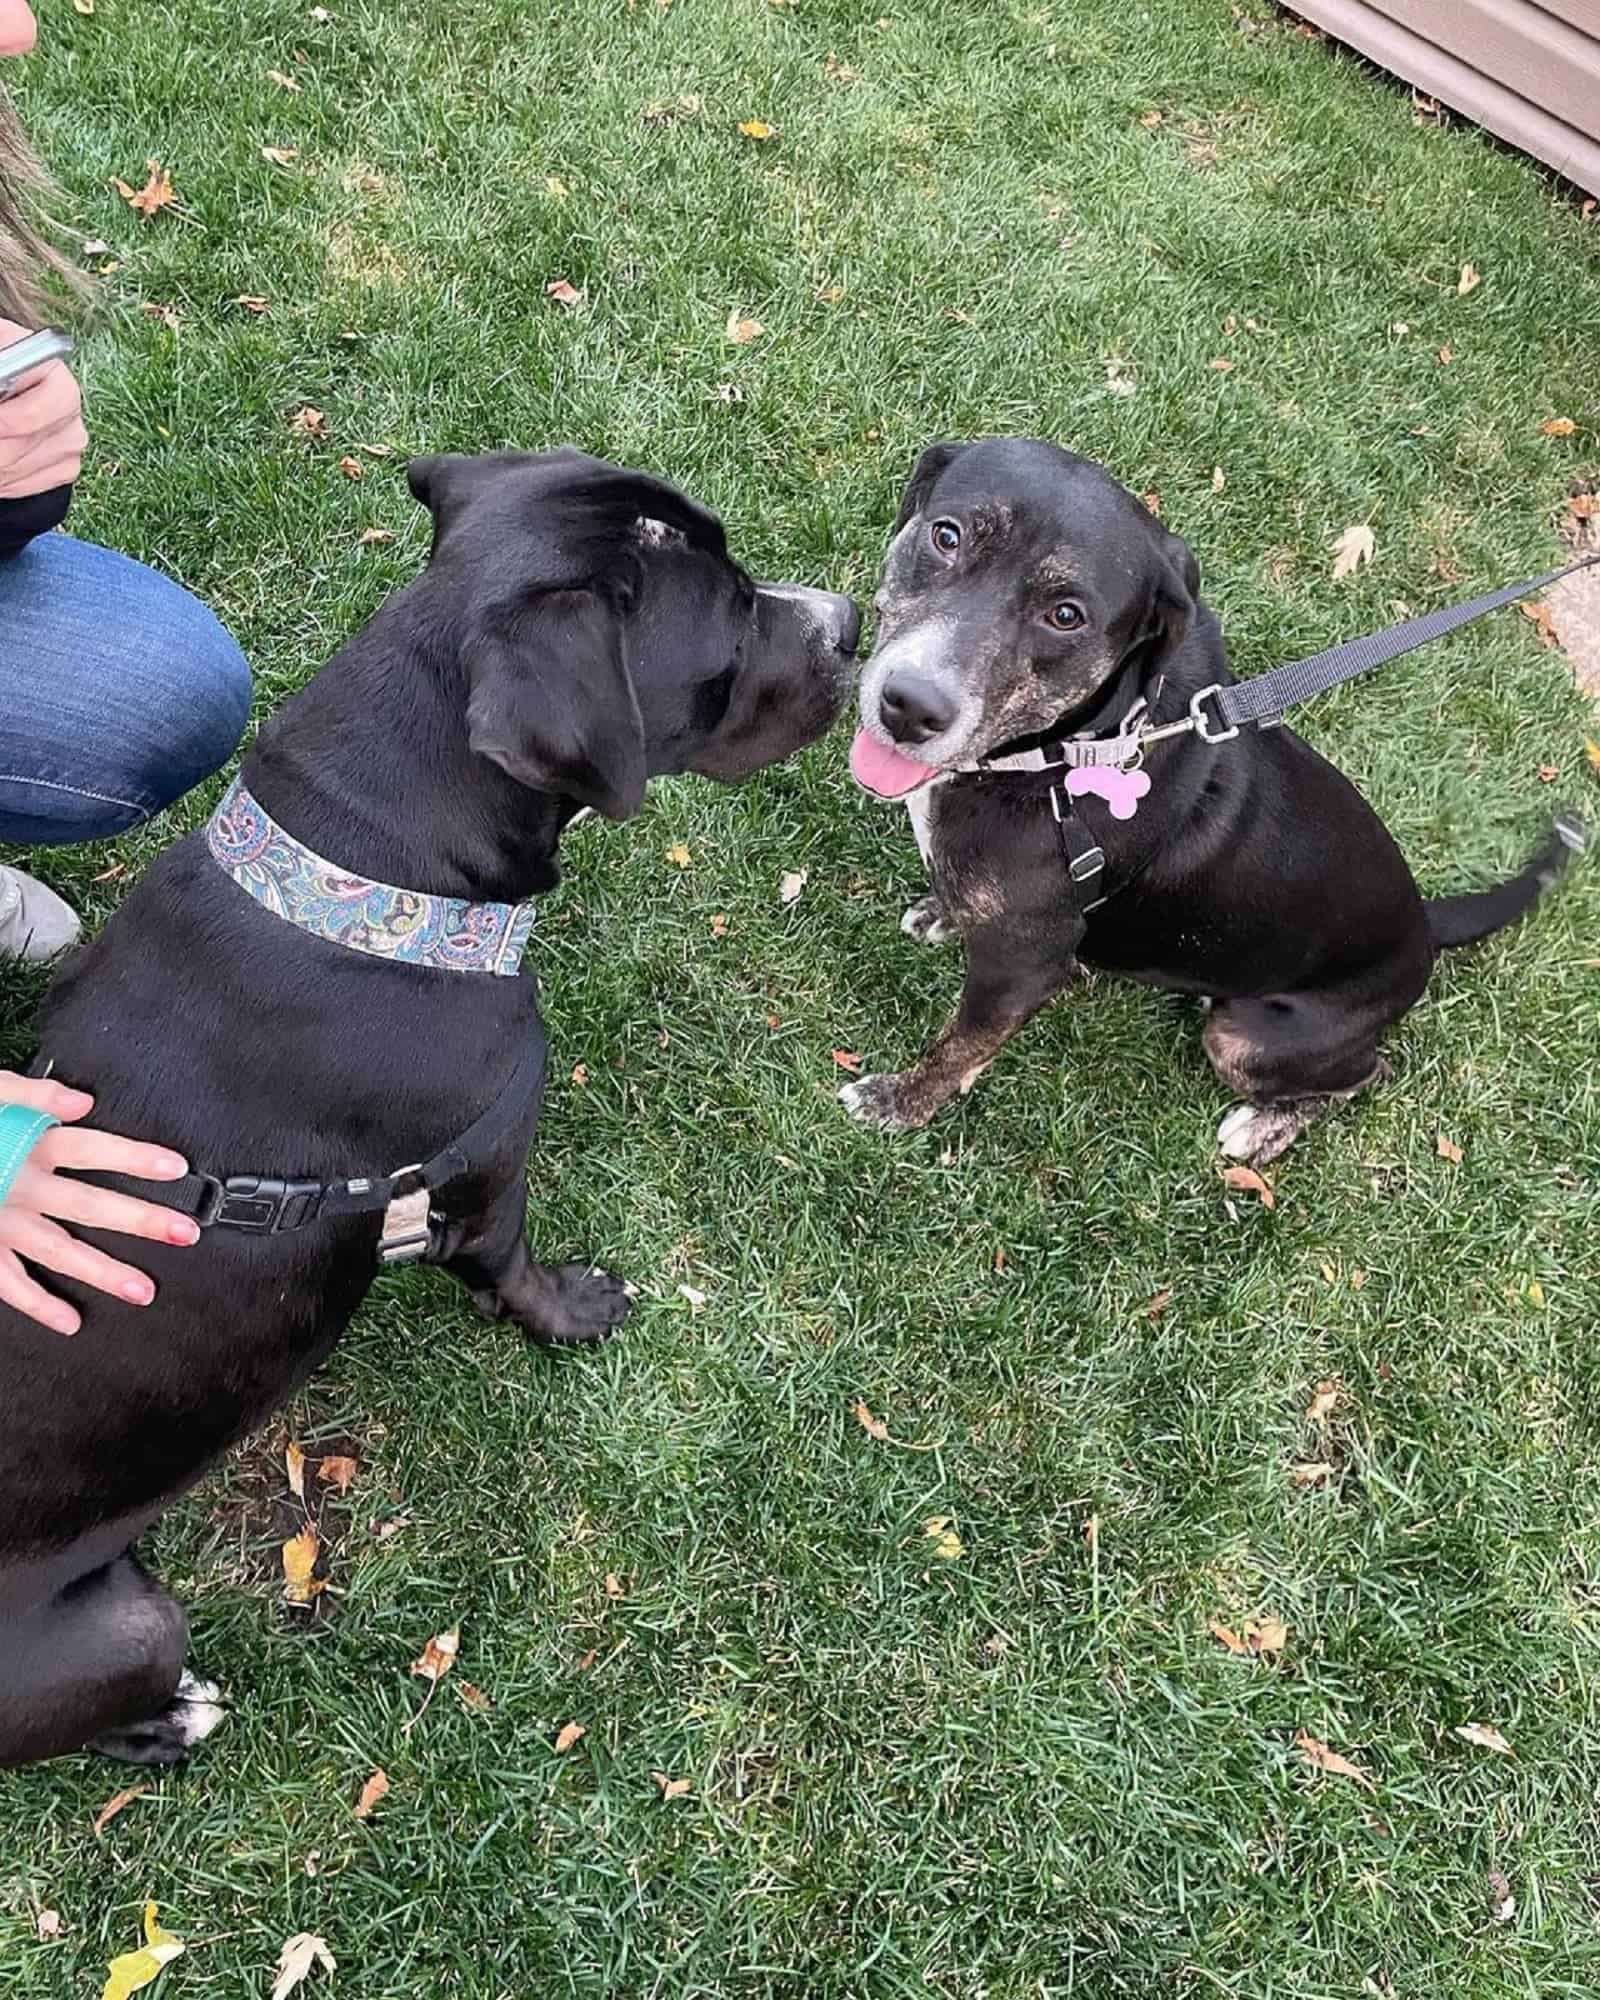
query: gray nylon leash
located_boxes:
[1212,550,1600,734]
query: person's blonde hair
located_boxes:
[0,82,86,326]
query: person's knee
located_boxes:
[132,594,253,815]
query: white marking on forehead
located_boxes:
[637,516,686,549]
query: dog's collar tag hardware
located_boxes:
[1064,765,1151,820]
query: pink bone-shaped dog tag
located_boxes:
[1064,764,1151,820]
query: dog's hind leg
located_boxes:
[442,1176,631,1349]
[1204,995,1389,1169]
[0,1555,222,1769]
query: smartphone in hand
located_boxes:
[0,328,74,402]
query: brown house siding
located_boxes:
[1285,0,1600,196]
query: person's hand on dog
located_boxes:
[0,316,86,500]
[0,1072,200,1335]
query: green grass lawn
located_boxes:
[4,0,1600,1991]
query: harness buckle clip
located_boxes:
[1188,684,1239,744]
[378,1185,434,1264]
[215,1175,324,1233]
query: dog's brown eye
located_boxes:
[1046,601,1086,632]
[930,520,961,555]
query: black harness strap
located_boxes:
[57,1043,542,1265]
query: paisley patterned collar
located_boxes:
[205,776,535,977]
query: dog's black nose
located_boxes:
[880,671,957,746]
[828,592,863,657]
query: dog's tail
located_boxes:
[1426,809,1588,949]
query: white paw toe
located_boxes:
[172,1669,228,1744]
[1216,1103,1260,1157]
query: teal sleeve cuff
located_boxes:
[0,1102,59,1202]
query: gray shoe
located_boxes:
[0,864,82,962]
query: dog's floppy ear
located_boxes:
[1131,529,1200,675]
[465,582,648,822]
[893,442,969,532]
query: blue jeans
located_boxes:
[0,535,251,845]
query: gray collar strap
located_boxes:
[965,697,1153,775]
[206,776,535,976]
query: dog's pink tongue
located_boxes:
[850,728,937,800]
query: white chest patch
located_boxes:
[905,785,937,866]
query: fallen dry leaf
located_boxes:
[1437,344,1454,364]
[411,1627,459,1682]
[1436,1133,1463,1163]
[1222,1164,1275,1208]
[317,1454,358,1492]
[353,1768,389,1819]
[1210,1615,1288,1657]
[1331,524,1376,580]
[113,161,177,218]
[1541,417,1576,437]
[1145,1287,1173,1318]
[271,1932,335,2000]
[726,311,765,345]
[457,1681,493,1712]
[358,526,394,547]
[93,1784,149,1835]
[267,67,302,90]
[73,0,92,12]
[281,1525,325,1604]
[285,1441,307,1501]
[832,1049,863,1073]
[261,144,300,167]
[570,1062,589,1087]
[604,1571,625,1599]
[1305,1380,1339,1422]
[1139,108,1165,129]
[1520,600,1560,648]
[235,293,271,313]
[1457,261,1482,295]
[290,405,329,441]
[1455,1721,1513,1755]
[665,841,691,867]
[1489,1869,1516,1922]
[1291,1461,1335,1487]
[554,1719,587,1753]
[923,1515,964,1560]
[1142,489,1163,517]
[338,454,363,480]
[1250,1615,1289,1655]
[1538,764,1560,782]
[545,174,569,198]
[37,1910,62,1940]
[738,118,778,140]
[102,1903,184,2000]
[546,278,582,308]
[652,1770,692,1799]
[1294,1730,1374,1791]
[1209,356,1235,372]
[1211,465,1227,493]
[709,912,729,938]
[778,868,808,905]
[1586,738,1600,774]
[140,301,181,331]
[854,1398,890,1441]
[677,1282,707,1310]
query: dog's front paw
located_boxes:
[900,894,955,945]
[839,1071,933,1132]
[89,1668,227,1767]
[528,1263,632,1349]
